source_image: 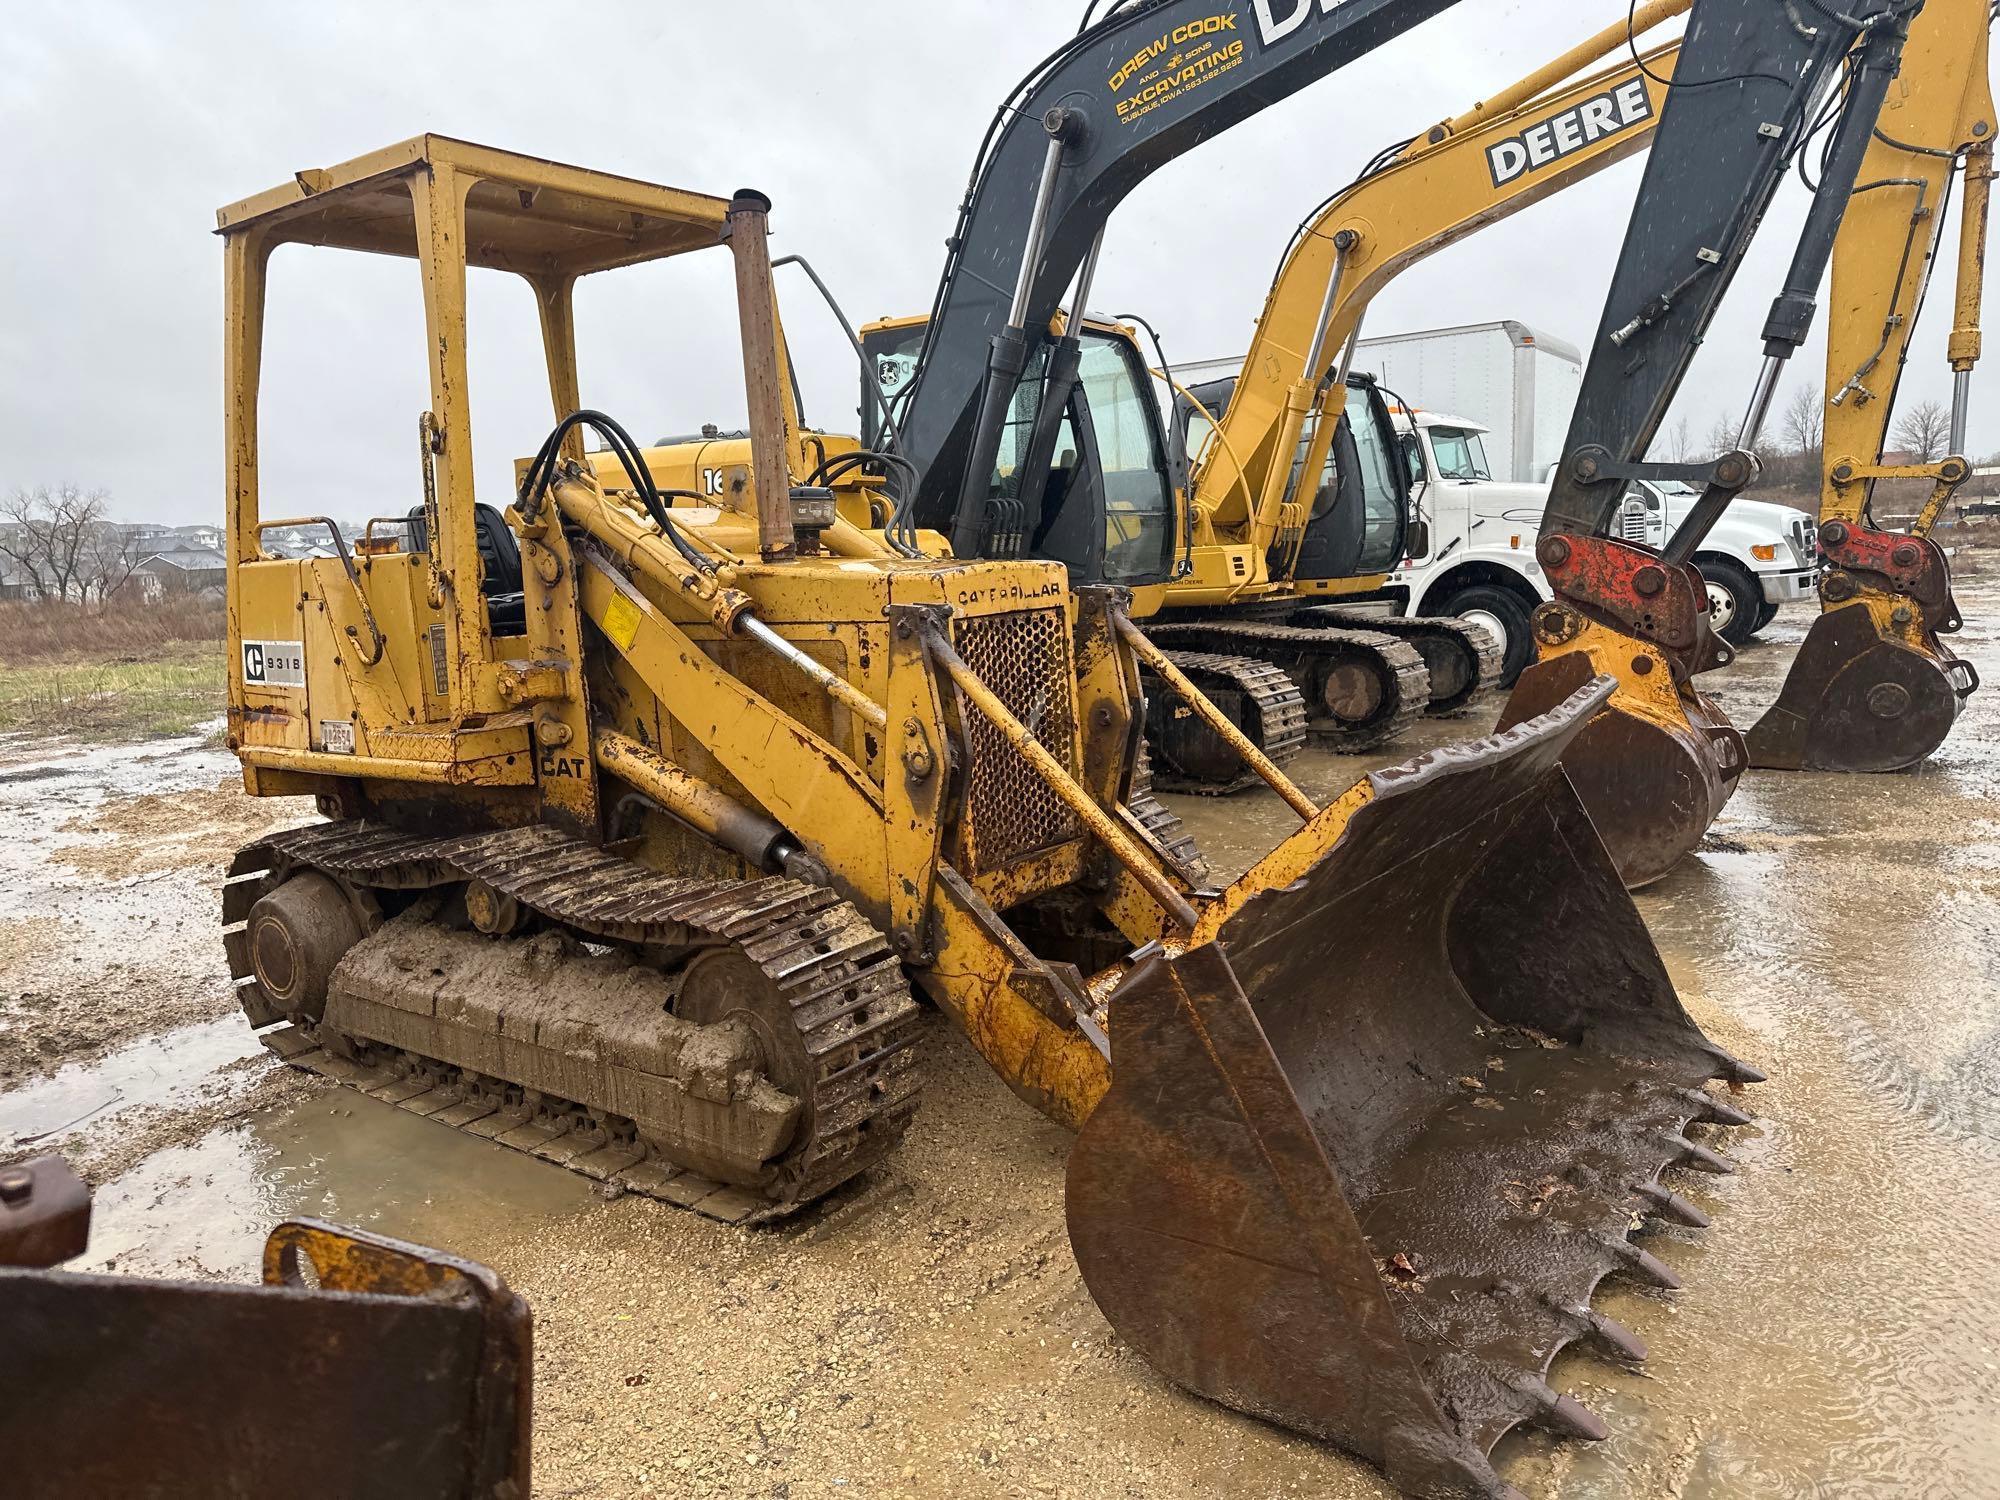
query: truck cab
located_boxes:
[1390,409,1818,674]
[1613,479,1819,640]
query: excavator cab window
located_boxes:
[987,331,1175,586]
[1289,379,1409,580]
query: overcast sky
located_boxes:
[3,0,1988,525]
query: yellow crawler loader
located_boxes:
[219,137,1756,1499]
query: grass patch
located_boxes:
[0,600,227,742]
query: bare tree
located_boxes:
[1656,414,1695,465]
[0,484,110,603]
[1780,382,1824,484]
[1705,412,1741,461]
[82,522,148,608]
[1890,398,1952,463]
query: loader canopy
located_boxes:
[1068,677,1756,1499]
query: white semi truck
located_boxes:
[1353,321,1583,484]
[1176,322,1819,681]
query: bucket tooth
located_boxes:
[1515,1378,1609,1443]
[1663,1132,1734,1175]
[1600,1233,1682,1290]
[1544,1295,1649,1364]
[1631,1181,1711,1229]
[1711,1052,1767,1086]
[1675,1086,1754,1127]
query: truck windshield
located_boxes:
[1428,427,1491,481]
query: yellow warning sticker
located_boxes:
[602,592,642,650]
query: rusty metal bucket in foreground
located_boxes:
[1744,600,1975,771]
[1067,677,1759,1500]
[1497,649,1743,888]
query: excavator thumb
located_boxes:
[1745,531,1977,773]
[1068,677,1757,1500]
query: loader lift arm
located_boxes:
[1495,0,1932,886]
[1743,0,1991,771]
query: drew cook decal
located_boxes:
[1107,12,1246,123]
[1486,79,1655,188]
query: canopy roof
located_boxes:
[214,134,734,279]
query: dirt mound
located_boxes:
[57,778,311,880]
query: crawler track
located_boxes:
[1147,620,1431,751]
[224,821,924,1224]
[1139,650,1309,796]
[1290,605,1504,715]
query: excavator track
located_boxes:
[1147,621,1431,751]
[223,821,925,1225]
[1127,746,1213,888]
[1139,650,1310,796]
[1290,604,1504,715]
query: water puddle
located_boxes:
[0,1015,259,1147]
[76,1088,600,1280]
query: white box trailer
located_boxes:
[1353,320,1583,484]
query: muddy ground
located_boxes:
[5,583,1999,1499]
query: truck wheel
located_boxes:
[1699,558,1761,648]
[1753,598,1779,634]
[1437,585,1534,687]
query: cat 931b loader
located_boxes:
[217,136,1759,1499]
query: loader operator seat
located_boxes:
[403,503,527,636]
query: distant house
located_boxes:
[0,557,42,602]
[131,545,227,598]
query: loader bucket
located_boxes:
[1067,676,1758,1500]
[1497,648,1743,888]
[1744,600,1975,771]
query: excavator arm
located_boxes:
[1743,0,1991,770]
[1197,2,1688,567]
[887,0,1463,555]
[1494,0,1929,886]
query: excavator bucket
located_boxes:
[1068,677,1757,1500]
[1744,600,1974,771]
[1745,596,1977,772]
[1497,644,1744,889]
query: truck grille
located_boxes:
[1792,514,1815,563]
[1620,503,1651,544]
[952,608,1082,875]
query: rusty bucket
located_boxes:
[1496,649,1743,888]
[1744,600,1975,771]
[1066,677,1758,1500]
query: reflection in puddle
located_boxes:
[78,1087,598,1280]
[0,1016,259,1146]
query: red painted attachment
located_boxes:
[1817,522,1959,627]
[1537,533,1713,666]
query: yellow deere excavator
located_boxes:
[1743,0,1990,771]
[217,132,1755,1500]
[1138,3,1686,784]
